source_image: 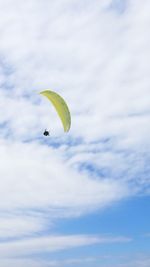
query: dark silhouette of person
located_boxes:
[43,129,50,136]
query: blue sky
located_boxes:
[0,0,150,266]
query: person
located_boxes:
[43,129,50,136]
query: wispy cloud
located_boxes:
[0,234,131,257]
[0,234,131,267]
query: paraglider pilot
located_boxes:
[43,129,50,136]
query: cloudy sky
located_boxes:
[0,0,150,266]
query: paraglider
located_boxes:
[43,129,50,136]
[40,90,71,134]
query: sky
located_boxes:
[0,0,150,266]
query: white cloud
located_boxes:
[0,215,45,238]
[1,254,150,267]
[0,234,131,258]
[0,138,127,211]
[0,0,149,144]
[0,259,44,267]
[0,0,149,264]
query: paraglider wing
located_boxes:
[40,90,71,132]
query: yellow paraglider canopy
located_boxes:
[40,90,71,132]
